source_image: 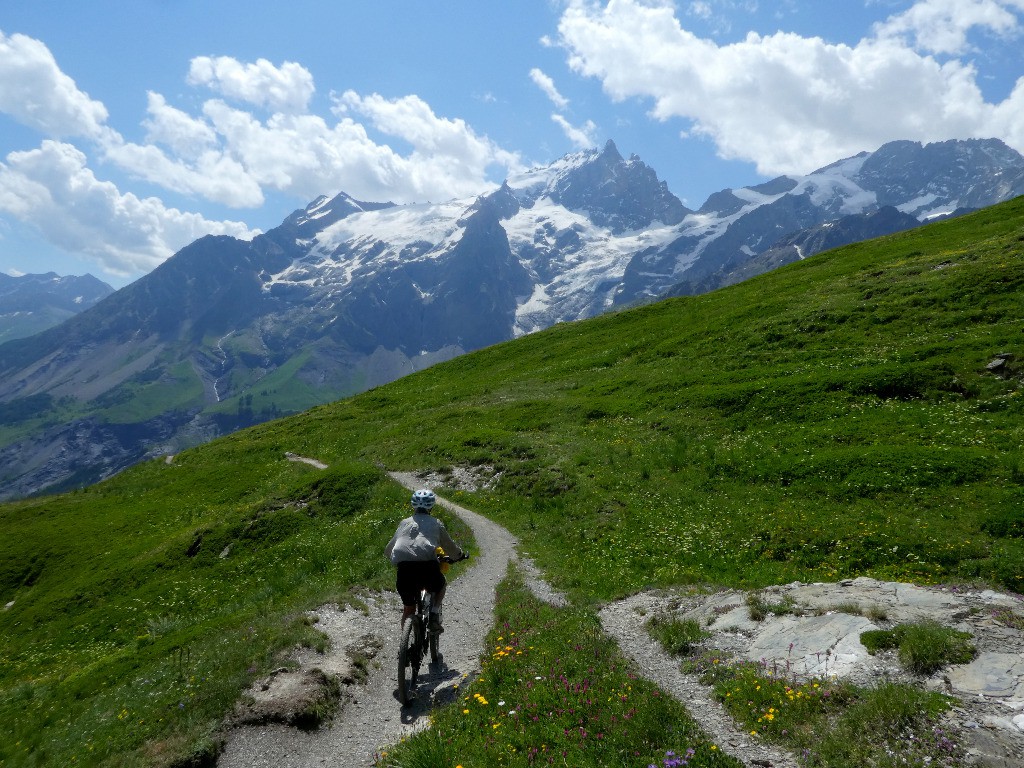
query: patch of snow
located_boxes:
[824,152,870,178]
[514,284,551,336]
[904,197,960,221]
[794,173,876,214]
[263,200,471,293]
[516,283,550,315]
[732,186,783,206]
[74,295,84,304]
[897,193,939,215]
[505,147,597,199]
[680,210,739,239]
[505,197,680,327]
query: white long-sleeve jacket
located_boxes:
[385,512,463,565]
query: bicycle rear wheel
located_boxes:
[398,617,416,705]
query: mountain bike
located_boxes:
[397,553,468,706]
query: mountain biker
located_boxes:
[385,489,465,633]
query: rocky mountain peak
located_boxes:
[853,138,1024,211]
[472,181,522,221]
[546,139,690,232]
[282,191,396,240]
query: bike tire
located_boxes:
[398,617,416,705]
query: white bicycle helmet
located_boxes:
[411,488,436,510]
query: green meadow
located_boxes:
[1,197,1022,765]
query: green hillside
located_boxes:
[1,197,1022,766]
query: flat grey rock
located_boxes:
[746,613,878,678]
[948,653,1024,699]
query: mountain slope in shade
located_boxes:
[0,272,113,344]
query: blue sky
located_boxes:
[1,0,1023,287]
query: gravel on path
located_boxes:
[218,466,797,768]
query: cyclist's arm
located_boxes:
[438,524,464,560]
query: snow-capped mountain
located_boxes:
[0,137,1021,499]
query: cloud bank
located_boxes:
[3,2,1023,280]
[0,34,522,279]
[0,141,254,276]
[0,31,109,140]
[557,0,1024,175]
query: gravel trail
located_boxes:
[219,464,1023,767]
[218,472,531,767]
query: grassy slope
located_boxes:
[1,197,1022,765]
[287,196,1024,598]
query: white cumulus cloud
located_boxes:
[557,0,1024,176]
[187,55,315,113]
[98,53,525,208]
[552,114,598,148]
[0,141,256,277]
[0,37,527,278]
[0,30,110,139]
[335,91,524,200]
[875,0,1024,55]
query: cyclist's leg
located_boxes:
[431,584,446,610]
[427,566,447,630]
[395,563,420,626]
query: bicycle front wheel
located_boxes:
[398,617,416,705]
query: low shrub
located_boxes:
[646,614,709,656]
[860,621,976,674]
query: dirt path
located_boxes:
[218,472,539,767]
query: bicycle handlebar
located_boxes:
[438,552,470,564]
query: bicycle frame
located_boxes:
[396,552,465,706]
[398,588,440,705]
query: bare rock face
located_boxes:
[602,577,1024,768]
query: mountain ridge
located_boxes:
[0,271,113,344]
[0,137,1022,499]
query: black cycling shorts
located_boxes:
[395,560,446,607]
